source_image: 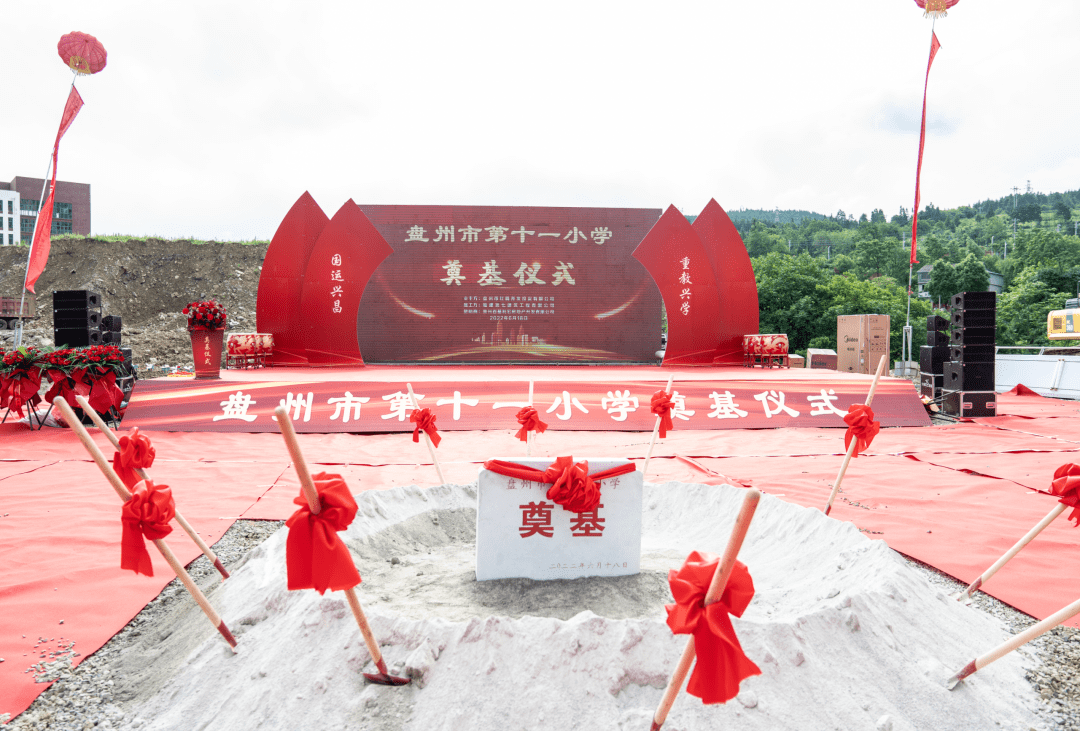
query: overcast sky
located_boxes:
[6,0,1078,240]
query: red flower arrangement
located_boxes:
[183,300,227,331]
[0,344,129,421]
[0,346,45,418]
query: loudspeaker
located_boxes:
[944,360,995,391]
[927,314,949,332]
[950,327,996,346]
[120,347,133,364]
[54,310,102,328]
[951,291,996,310]
[54,327,102,347]
[942,390,997,418]
[951,310,996,329]
[920,372,944,399]
[52,290,101,309]
[102,315,122,332]
[950,344,995,362]
[101,330,122,344]
[920,345,950,374]
[927,330,950,347]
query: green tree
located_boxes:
[1054,201,1072,222]
[817,274,931,362]
[920,232,949,263]
[831,253,855,275]
[753,252,830,352]
[954,253,990,293]
[871,208,886,224]
[928,262,960,305]
[745,221,786,257]
[997,267,1070,346]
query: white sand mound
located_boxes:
[110,482,1042,731]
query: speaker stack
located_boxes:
[919,313,950,399]
[53,290,103,347]
[942,291,997,418]
[53,291,124,349]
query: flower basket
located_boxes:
[183,300,227,379]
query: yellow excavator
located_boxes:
[1048,297,1080,340]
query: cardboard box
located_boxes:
[837,314,891,374]
[789,354,805,368]
[807,348,837,370]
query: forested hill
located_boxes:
[725,209,829,226]
[733,187,1080,362]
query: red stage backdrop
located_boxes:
[352,205,663,363]
[256,192,329,365]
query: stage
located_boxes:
[121,364,931,432]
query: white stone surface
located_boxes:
[475,458,642,581]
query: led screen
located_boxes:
[355,205,663,363]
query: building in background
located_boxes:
[0,188,19,246]
[0,176,91,244]
[916,262,1005,299]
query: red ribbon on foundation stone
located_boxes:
[120,480,175,577]
[1051,463,1080,527]
[410,407,441,448]
[483,457,636,513]
[665,550,761,705]
[285,472,362,594]
[515,406,548,442]
[651,390,675,439]
[843,404,880,457]
[112,427,156,489]
[0,370,43,418]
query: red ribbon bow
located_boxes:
[112,427,156,489]
[86,369,125,414]
[665,550,761,704]
[843,404,880,457]
[515,406,548,442]
[410,407,441,448]
[285,472,362,594]
[483,457,636,513]
[1051,463,1080,526]
[120,480,175,577]
[44,368,92,410]
[651,390,675,439]
[0,370,43,418]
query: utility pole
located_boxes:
[1012,186,1019,209]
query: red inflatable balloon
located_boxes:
[57,31,107,75]
[914,0,959,18]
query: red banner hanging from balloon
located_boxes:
[909,32,942,265]
[25,86,84,294]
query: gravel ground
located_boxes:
[4,518,1077,730]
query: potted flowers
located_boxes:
[0,346,44,419]
[184,299,227,379]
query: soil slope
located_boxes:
[0,238,266,368]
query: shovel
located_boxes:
[275,405,410,686]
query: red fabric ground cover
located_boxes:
[2,384,1079,719]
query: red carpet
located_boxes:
[1,385,1079,719]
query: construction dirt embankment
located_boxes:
[0,238,267,369]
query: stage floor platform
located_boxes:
[124,364,931,432]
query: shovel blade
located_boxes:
[363,672,411,686]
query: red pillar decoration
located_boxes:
[299,200,394,366]
[692,199,759,365]
[256,192,329,365]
